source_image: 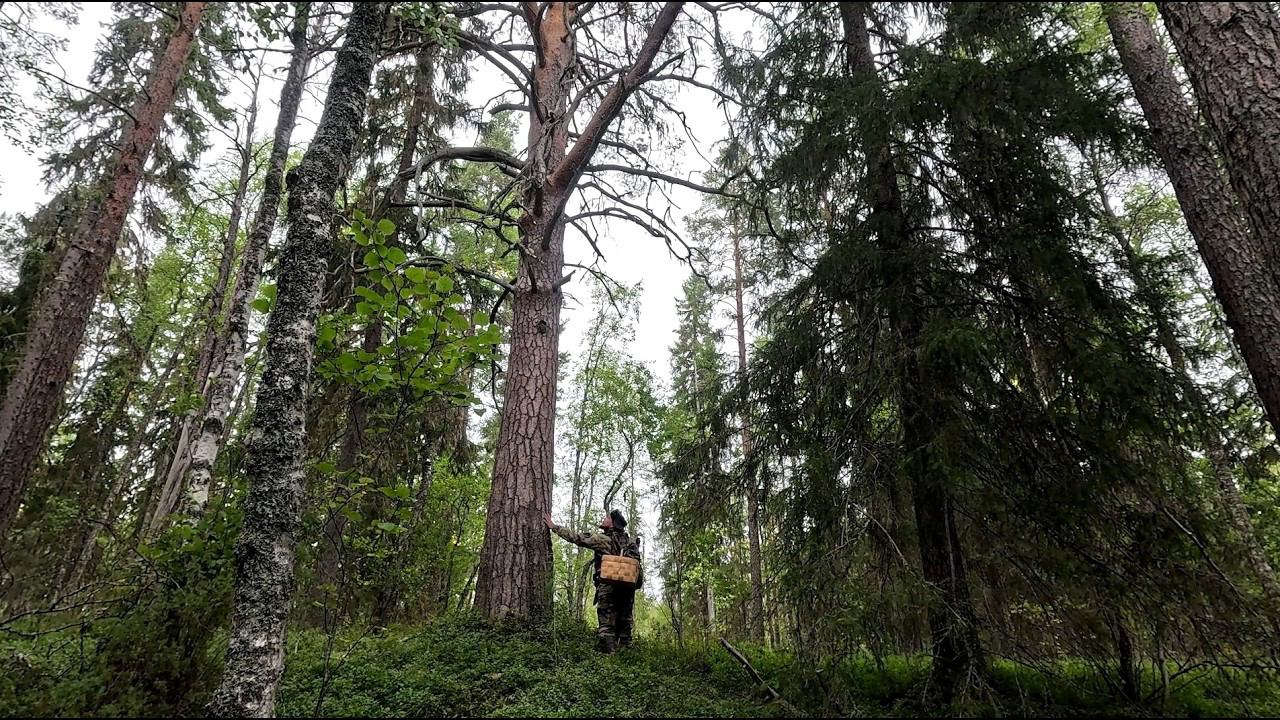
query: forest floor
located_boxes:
[275,618,1280,718]
[277,618,785,718]
[5,614,1279,717]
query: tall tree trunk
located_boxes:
[182,2,312,520]
[840,2,984,698]
[1105,2,1280,441]
[474,0,684,625]
[1088,151,1280,601]
[207,4,383,716]
[472,2,575,624]
[153,81,263,528]
[1159,2,1280,279]
[732,224,765,643]
[0,1,207,541]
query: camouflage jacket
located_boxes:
[550,524,626,555]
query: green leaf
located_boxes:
[436,275,454,293]
[251,298,271,313]
[378,484,412,500]
[405,266,427,284]
[387,247,407,265]
[377,218,396,236]
[375,521,405,534]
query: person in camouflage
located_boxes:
[543,509,636,654]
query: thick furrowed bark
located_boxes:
[1160,2,1280,282]
[474,0,685,625]
[1106,3,1280,442]
[473,1,576,623]
[207,4,383,717]
[0,2,207,541]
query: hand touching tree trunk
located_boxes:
[473,1,685,624]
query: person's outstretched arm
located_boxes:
[543,512,613,553]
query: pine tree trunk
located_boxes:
[474,0,684,625]
[733,226,766,644]
[207,4,383,716]
[1159,2,1280,280]
[473,2,576,624]
[183,3,312,521]
[1105,2,1280,442]
[841,2,984,698]
[0,1,207,541]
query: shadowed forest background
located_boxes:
[2,1,1280,717]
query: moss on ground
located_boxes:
[5,613,1277,717]
[277,618,787,718]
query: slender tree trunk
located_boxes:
[207,5,383,716]
[733,224,765,644]
[1106,3,1280,441]
[1089,151,1280,600]
[475,0,684,625]
[154,84,262,527]
[183,4,313,520]
[0,1,207,541]
[841,2,984,698]
[706,582,716,632]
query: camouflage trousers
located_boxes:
[594,583,635,650]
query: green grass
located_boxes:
[5,613,1277,717]
[765,652,1280,717]
[276,618,787,718]
[276,620,1280,717]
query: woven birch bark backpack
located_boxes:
[597,534,644,589]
